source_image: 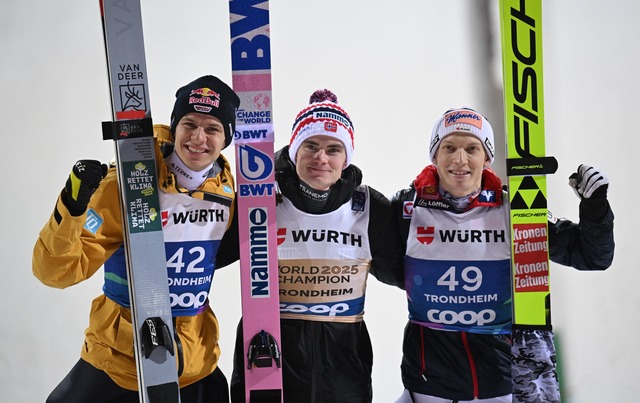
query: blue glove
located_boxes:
[569,164,609,202]
[62,160,108,216]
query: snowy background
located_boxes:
[1,1,637,402]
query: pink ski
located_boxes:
[228,0,283,401]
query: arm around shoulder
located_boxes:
[214,196,240,269]
[367,186,405,288]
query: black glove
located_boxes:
[62,160,108,216]
[568,164,609,202]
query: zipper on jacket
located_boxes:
[419,325,427,381]
[461,332,479,398]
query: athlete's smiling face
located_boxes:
[173,113,225,171]
[433,133,490,197]
[294,136,347,191]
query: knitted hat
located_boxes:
[169,75,240,148]
[428,107,495,164]
[288,89,355,167]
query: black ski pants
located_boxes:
[46,358,229,403]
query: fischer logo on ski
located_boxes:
[100,1,180,401]
[499,0,556,330]
[229,0,283,401]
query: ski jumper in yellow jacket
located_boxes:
[33,124,237,391]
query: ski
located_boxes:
[499,0,556,330]
[99,1,180,401]
[228,0,283,401]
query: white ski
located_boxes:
[100,1,180,401]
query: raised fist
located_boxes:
[62,160,108,216]
[568,164,609,201]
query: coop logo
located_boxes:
[280,302,349,316]
[427,308,496,326]
[238,144,275,197]
[170,291,208,309]
[417,226,435,245]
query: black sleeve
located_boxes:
[366,186,415,290]
[367,187,405,289]
[548,199,614,271]
[215,196,240,269]
[390,187,412,262]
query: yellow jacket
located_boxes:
[33,124,237,390]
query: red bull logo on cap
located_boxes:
[189,87,221,109]
[190,87,220,99]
